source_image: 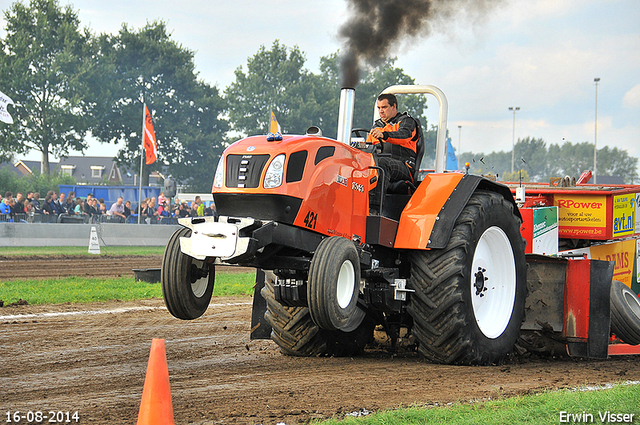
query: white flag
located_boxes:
[0,91,14,124]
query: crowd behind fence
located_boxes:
[0,190,215,225]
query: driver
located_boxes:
[367,93,419,188]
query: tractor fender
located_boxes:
[395,174,521,250]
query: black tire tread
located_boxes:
[161,227,214,320]
[261,271,373,357]
[610,280,640,345]
[407,191,526,365]
[307,236,364,331]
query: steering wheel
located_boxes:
[351,128,370,139]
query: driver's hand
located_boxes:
[369,128,384,140]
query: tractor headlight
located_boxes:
[264,154,285,188]
[213,155,224,188]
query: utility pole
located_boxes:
[593,77,600,184]
[509,106,520,174]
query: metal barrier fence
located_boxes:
[0,213,179,225]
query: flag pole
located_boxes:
[138,101,145,224]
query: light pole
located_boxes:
[594,78,600,184]
[457,125,462,155]
[509,106,520,174]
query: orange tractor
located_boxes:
[162,85,640,364]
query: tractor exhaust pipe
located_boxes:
[336,87,355,144]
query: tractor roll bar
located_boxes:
[378,85,449,174]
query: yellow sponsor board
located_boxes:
[554,194,607,238]
[589,239,636,288]
[612,194,636,237]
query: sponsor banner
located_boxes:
[532,207,558,255]
[612,194,636,237]
[554,194,607,238]
[635,192,640,234]
[637,238,640,289]
[590,239,636,288]
[561,239,636,288]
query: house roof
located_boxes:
[0,159,57,177]
[57,156,120,184]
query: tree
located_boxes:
[512,137,547,181]
[0,0,92,174]
[225,41,324,137]
[88,22,228,191]
[226,43,434,164]
[593,145,638,183]
[460,139,639,184]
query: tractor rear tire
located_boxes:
[261,271,373,357]
[407,190,527,365]
[307,236,366,332]
[610,280,640,345]
[162,227,215,320]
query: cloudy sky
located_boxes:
[2,0,639,175]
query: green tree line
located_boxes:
[0,0,637,192]
[0,0,430,192]
[458,137,639,184]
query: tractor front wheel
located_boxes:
[262,271,373,357]
[162,227,215,320]
[307,236,366,332]
[407,190,527,365]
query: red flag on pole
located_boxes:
[143,105,157,165]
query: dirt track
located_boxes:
[1,257,640,424]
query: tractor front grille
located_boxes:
[225,154,270,188]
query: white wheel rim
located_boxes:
[336,259,356,309]
[471,226,517,339]
[191,260,209,298]
[623,290,640,320]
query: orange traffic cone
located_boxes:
[136,339,175,425]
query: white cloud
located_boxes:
[2,0,638,174]
[623,83,640,108]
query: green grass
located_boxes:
[0,246,165,256]
[317,383,640,425]
[0,272,256,305]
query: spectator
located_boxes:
[64,191,75,214]
[158,199,166,216]
[204,202,217,217]
[74,198,85,216]
[0,193,12,219]
[46,191,60,215]
[159,199,170,218]
[58,192,66,213]
[8,199,16,219]
[32,192,42,213]
[178,202,190,218]
[144,198,158,223]
[108,197,126,221]
[84,194,97,216]
[83,193,94,215]
[24,200,34,221]
[123,200,132,218]
[158,192,167,209]
[26,191,33,203]
[42,194,54,216]
[196,196,205,216]
[137,199,148,223]
[14,193,25,214]
[98,198,107,215]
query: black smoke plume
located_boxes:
[338,0,502,88]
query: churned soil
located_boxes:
[1,256,639,424]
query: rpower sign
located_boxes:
[554,194,607,238]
